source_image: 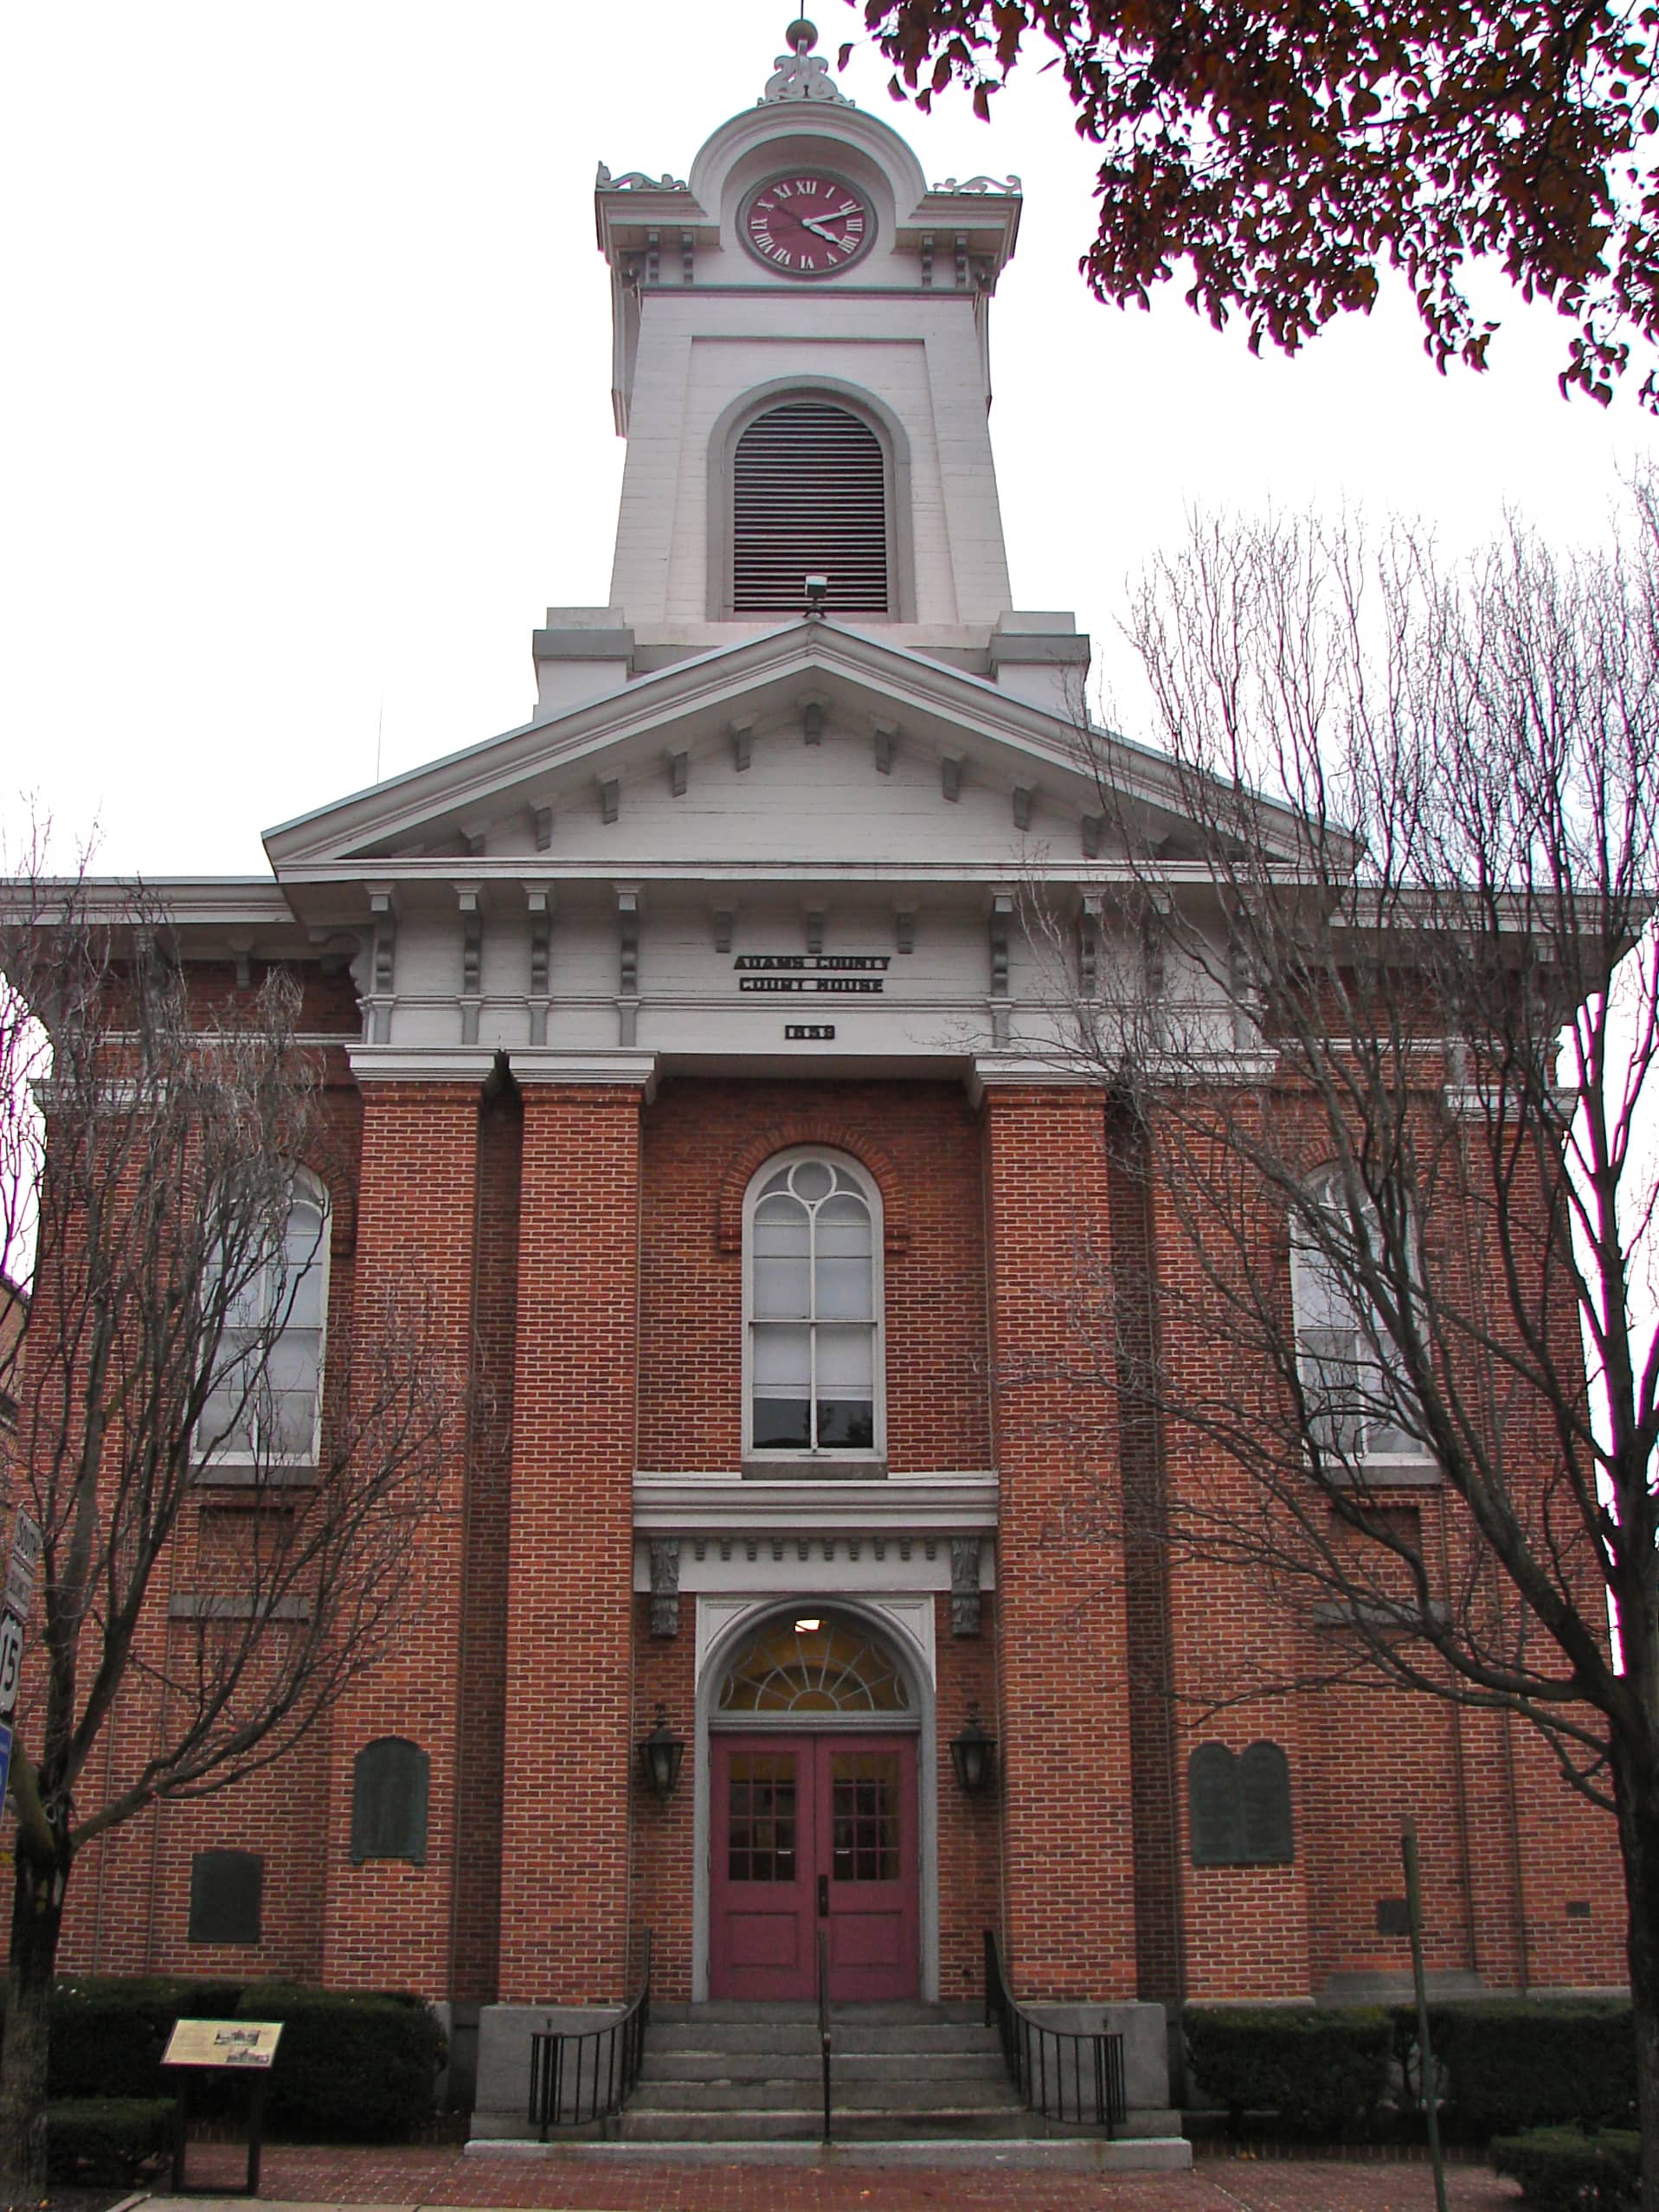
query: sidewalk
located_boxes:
[139,2142,1521,2212]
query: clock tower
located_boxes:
[530,20,1085,720]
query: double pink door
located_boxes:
[710,1733,919,2002]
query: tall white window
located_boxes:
[745,1150,883,1456]
[200,1170,330,1465]
[1291,1173,1421,1464]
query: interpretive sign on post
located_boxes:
[162,2020,283,2069]
[164,2018,283,2195]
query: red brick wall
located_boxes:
[637,1078,990,1473]
[630,1598,697,2002]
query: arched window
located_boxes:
[1290,1173,1421,1464]
[745,1150,883,1456]
[718,1617,910,1715]
[199,1169,330,1465]
[350,1736,430,1864]
[730,400,891,614]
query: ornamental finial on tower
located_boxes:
[761,18,852,106]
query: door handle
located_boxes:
[817,1874,829,1918]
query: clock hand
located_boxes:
[799,215,848,244]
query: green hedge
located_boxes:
[48,1976,248,2099]
[46,2096,172,2183]
[1184,2006,1393,2136]
[1491,2126,1642,2210]
[236,1984,444,2139]
[1419,2002,1636,2135]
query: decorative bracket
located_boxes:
[950,1538,982,1636]
[456,884,483,1047]
[1079,894,1103,1000]
[649,1538,681,1637]
[617,887,640,1045]
[524,884,554,1046]
[366,884,397,1045]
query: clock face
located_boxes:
[741,173,874,279]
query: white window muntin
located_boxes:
[743,1148,884,1461]
[1290,1172,1425,1466]
[199,1168,330,1468]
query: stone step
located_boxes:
[618,2106,1050,2144]
[631,2075,1014,2114]
[640,2049,1007,2085]
[653,2000,972,2026]
[646,2022,1000,2057]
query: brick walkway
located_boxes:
[142,2143,1521,2212]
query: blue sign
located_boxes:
[0,1721,15,1809]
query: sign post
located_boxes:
[161,2020,284,2196]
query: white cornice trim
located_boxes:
[966,1049,1280,1105]
[632,1470,999,1533]
[348,1045,659,1093]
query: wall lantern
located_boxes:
[638,1705,685,1803]
[950,1706,997,1797]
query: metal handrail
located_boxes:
[983,1929,1126,2132]
[528,1928,653,2136]
[816,1924,833,2143]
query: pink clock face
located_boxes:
[742,174,873,278]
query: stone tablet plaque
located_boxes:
[162,2019,284,2069]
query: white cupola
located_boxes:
[531,21,1085,723]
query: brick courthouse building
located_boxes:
[36,18,1624,2132]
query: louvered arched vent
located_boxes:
[731,401,890,614]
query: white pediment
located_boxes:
[263,621,1258,888]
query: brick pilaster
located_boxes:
[497,1084,643,2003]
[318,1082,480,1992]
[982,1084,1138,2000]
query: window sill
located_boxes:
[742,1455,887,1481]
[1324,1457,1444,1489]
[194,1461,319,1489]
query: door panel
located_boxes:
[823,1743,916,2001]
[710,1732,918,2003]
[711,1741,813,1999]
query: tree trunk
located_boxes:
[0,1838,69,2200]
[1616,1748,1659,2212]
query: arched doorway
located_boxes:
[705,1610,922,2003]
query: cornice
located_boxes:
[349,1045,659,1094]
[632,1469,999,1534]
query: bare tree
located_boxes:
[0,869,451,2193]
[1030,493,1659,2184]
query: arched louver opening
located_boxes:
[732,401,890,614]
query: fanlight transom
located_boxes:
[717,1619,911,1715]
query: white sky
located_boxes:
[2,0,1653,879]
